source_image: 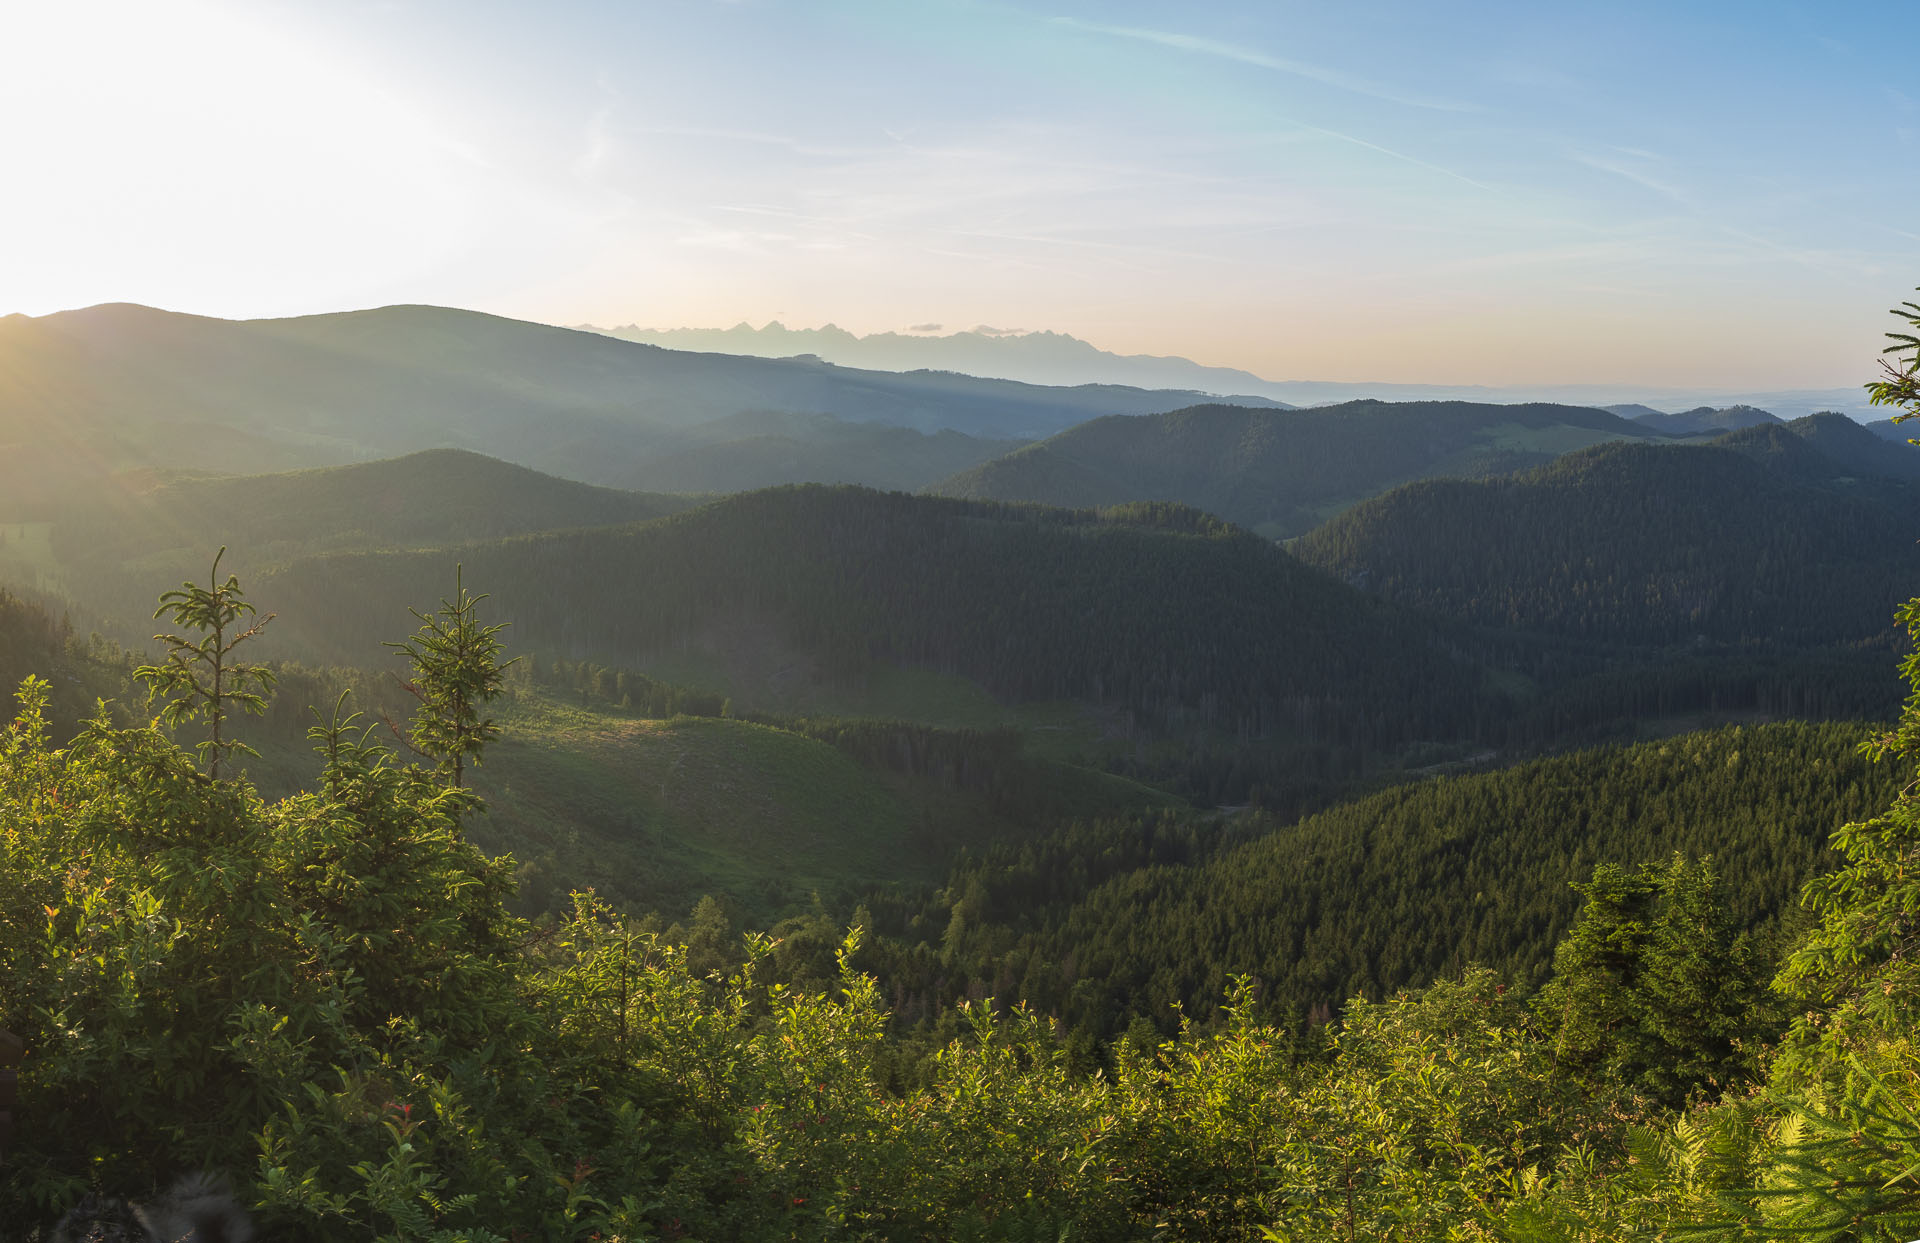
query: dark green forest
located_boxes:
[857,722,1889,1039]
[256,487,1494,748]
[1294,419,1920,647]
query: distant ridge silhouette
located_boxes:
[580,320,1878,418]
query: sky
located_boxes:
[3,0,1917,388]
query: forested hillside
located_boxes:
[257,486,1489,746]
[863,721,1888,1037]
[928,400,1671,537]
[1293,427,1920,647]
[1717,410,1920,481]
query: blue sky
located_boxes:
[4,0,1916,387]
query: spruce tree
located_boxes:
[1868,286,1920,417]
[388,564,516,790]
[133,547,276,779]
[1534,854,1770,1106]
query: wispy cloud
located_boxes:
[1297,122,1494,190]
[1053,17,1477,113]
[1568,150,1692,206]
[1568,150,1887,277]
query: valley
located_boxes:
[5,295,1920,1241]
[8,307,1914,935]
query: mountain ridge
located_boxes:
[579,319,1296,400]
[253,483,1491,747]
[579,318,1881,417]
[0,301,1289,507]
[925,399,1679,538]
[1291,414,1920,648]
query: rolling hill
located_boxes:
[1292,416,1920,647]
[1714,412,1920,482]
[1627,404,1783,434]
[252,485,1491,748]
[926,400,1676,538]
[4,449,703,629]
[0,302,1287,507]
[69,447,694,557]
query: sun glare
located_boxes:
[1,0,496,317]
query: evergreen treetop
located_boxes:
[133,547,276,779]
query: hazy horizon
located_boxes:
[5,0,1916,390]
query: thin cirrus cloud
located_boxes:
[1295,122,1495,191]
[1050,16,1479,114]
[1569,150,1694,209]
[1568,151,1879,279]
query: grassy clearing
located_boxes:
[466,693,1168,924]
[471,705,923,920]
[625,649,1012,722]
[223,680,1173,926]
[585,650,1112,754]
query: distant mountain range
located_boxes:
[579,320,1295,401]
[579,320,1881,418]
[0,302,1285,510]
